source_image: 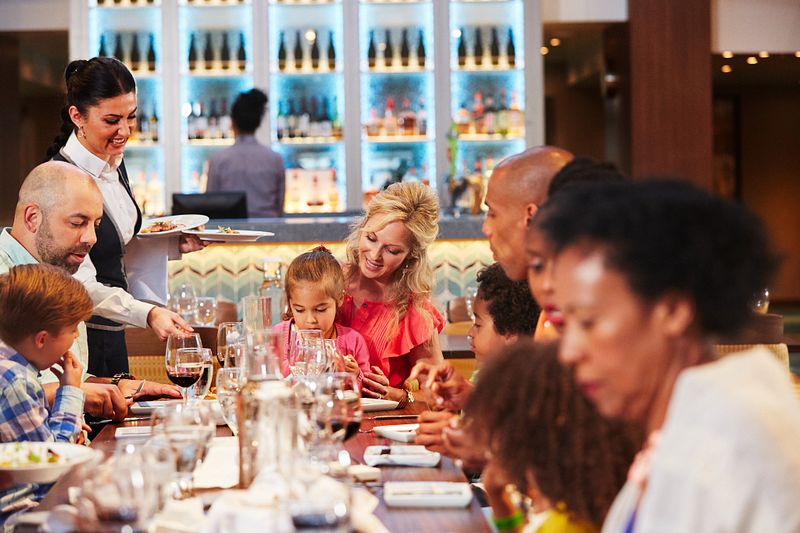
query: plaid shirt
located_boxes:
[0,353,84,443]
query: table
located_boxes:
[38,402,491,533]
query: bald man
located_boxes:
[482,146,573,281]
[0,161,179,421]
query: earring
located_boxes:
[79,126,87,139]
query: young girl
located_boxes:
[275,247,371,383]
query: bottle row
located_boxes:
[453,89,524,137]
[277,30,336,73]
[275,97,343,140]
[98,33,156,72]
[457,26,517,69]
[364,97,428,138]
[285,169,341,214]
[131,171,165,217]
[184,99,235,140]
[130,104,160,143]
[96,0,155,5]
[188,32,248,72]
[366,28,426,70]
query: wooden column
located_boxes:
[0,35,21,227]
[628,0,712,187]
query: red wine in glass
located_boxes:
[167,363,203,388]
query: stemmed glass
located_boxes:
[194,296,218,326]
[315,373,362,443]
[165,333,203,401]
[159,401,215,500]
[216,368,243,436]
[464,286,478,321]
[324,339,344,374]
[191,348,214,401]
[169,283,197,323]
[288,329,323,377]
[217,322,244,368]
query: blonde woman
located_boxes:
[338,182,444,402]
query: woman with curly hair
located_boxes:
[338,181,443,401]
[464,340,640,533]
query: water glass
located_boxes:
[217,322,244,367]
[191,347,214,400]
[288,329,324,377]
[160,401,215,499]
[170,283,198,323]
[315,373,362,443]
[195,296,218,326]
[216,367,243,435]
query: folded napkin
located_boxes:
[372,423,419,443]
[193,437,239,489]
[363,445,441,467]
[383,481,472,508]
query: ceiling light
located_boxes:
[549,38,561,47]
[540,46,549,55]
[758,51,769,58]
[746,56,758,65]
[722,51,733,58]
[721,65,732,73]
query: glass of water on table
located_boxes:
[216,367,243,435]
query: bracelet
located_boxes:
[492,510,524,531]
[111,372,136,386]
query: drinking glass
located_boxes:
[288,329,323,377]
[315,373,362,443]
[753,287,770,314]
[191,348,214,400]
[288,449,350,532]
[170,283,198,323]
[324,339,343,374]
[216,367,243,435]
[194,296,218,326]
[217,322,244,367]
[160,401,215,499]
[464,286,478,321]
[165,333,203,401]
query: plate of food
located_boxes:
[0,442,102,484]
[182,226,275,242]
[138,214,209,237]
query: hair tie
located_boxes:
[313,245,333,255]
[65,60,88,82]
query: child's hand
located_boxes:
[51,351,83,388]
[343,355,360,376]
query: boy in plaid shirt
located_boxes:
[0,264,92,443]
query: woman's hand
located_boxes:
[361,365,405,401]
[179,234,207,253]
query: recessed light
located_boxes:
[722,51,733,59]
[721,65,732,73]
[758,51,769,58]
[795,51,800,58]
[549,38,561,47]
[540,46,549,55]
[746,56,758,65]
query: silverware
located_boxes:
[124,380,145,400]
[367,414,419,421]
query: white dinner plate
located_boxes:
[182,228,274,242]
[138,214,209,237]
[361,398,400,412]
[0,442,101,485]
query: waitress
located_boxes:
[45,57,202,377]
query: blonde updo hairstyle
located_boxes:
[345,182,440,324]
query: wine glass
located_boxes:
[324,339,343,374]
[169,283,197,323]
[464,286,478,321]
[216,368,243,436]
[194,296,218,326]
[165,333,203,401]
[217,322,244,367]
[191,348,214,400]
[288,329,323,377]
[160,401,215,500]
[315,372,362,443]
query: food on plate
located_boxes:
[140,220,185,234]
[0,443,64,468]
[217,226,240,235]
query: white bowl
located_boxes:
[0,442,102,485]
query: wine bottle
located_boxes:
[149,103,159,142]
[416,29,425,68]
[203,32,214,70]
[310,31,320,70]
[496,89,510,136]
[384,29,394,67]
[331,96,342,138]
[490,27,500,66]
[398,98,415,135]
[384,96,397,135]
[506,28,516,67]
[320,96,332,138]
[308,96,320,137]
[293,30,303,70]
[276,100,287,140]
[147,33,156,71]
[400,28,410,68]
[236,32,246,71]
[474,27,484,66]
[195,101,208,139]
[327,31,335,71]
[298,97,310,138]
[187,101,197,140]
[219,99,233,139]
[457,27,467,67]
[286,99,297,138]
[188,33,198,71]
[277,31,287,71]
[113,33,124,63]
[221,32,231,70]
[484,94,496,135]
[137,108,148,142]
[130,33,141,71]
[417,98,427,136]
[367,30,377,69]
[98,34,108,57]
[208,99,220,139]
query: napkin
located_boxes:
[372,423,419,443]
[153,497,206,533]
[383,481,473,508]
[193,437,239,489]
[361,398,400,412]
[363,445,441,467]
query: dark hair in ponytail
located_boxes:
[231,88,268,134]
[45,57,137,161]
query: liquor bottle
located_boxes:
[98,34,108,57]
[310,32,320,70]
[147,33,156,71]
[186,101,197,140]
[208,99,220,139]
[277,31,287,71]
[472,91,485,134]
[384,29,394,67]
[286,99,297,138]
[136,108,148,142]
[384,96,397,135]
[320,97,332,138]
[474,28,484,66]
[236,32,246,71]
[509,90,524,136]
[490,27,500,66]
[113,33,124,63]
[203,32,214,70]
[188,33,198,71]
[398,98,416,135]
[276,100,287,140]
[298,97,310,138]
[455,102,471,134]
[416,29,425,68]
[484,94,497,135]
[219,99,233,139]
[506,28,516,67]
[149,103,159,142]
[293,30,303,70]
[457,27,467,67]
[327,31,336,71]
[221,32,231,70]
[417,98,427,136]
[400,29,410,68]
[130,33,141,71]
[367,30,376,69]
[366,107,380,137]
[308,97,320,137]
[496,89,510,136]
[331,96,342,138]
[195,101,208,139]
